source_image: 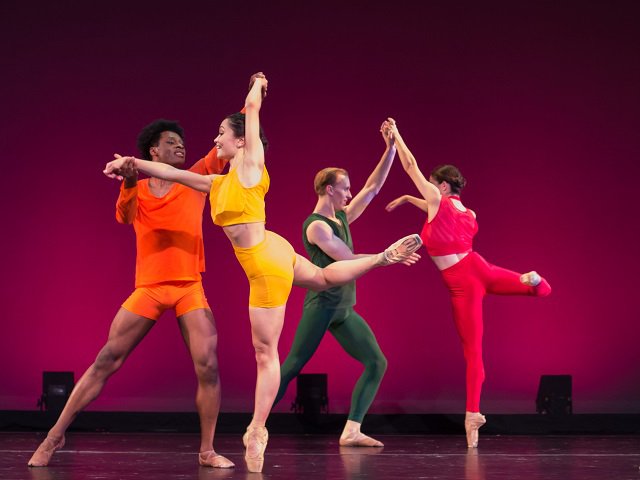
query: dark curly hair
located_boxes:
[136,119,185,160]
[430,164,467,194]
[225,112,269,150]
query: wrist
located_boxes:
[123,176,138,188]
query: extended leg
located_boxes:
[28,308,155,466]
[476,255,551,297]
[292,234,422,291]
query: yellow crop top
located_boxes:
[209,166,270,227]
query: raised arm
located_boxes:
[191,87,251,175]
[241,73,268,178]
[387,118,441,207]
[344,121,397,224]
[104,155,215,193]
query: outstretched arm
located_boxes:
[385,195,430,214]
[104,155,215,193]
[387,118,441,207]
[345,120,397,224]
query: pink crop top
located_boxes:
[420,195,478,256]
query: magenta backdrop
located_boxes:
[1,1,639,414]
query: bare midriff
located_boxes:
[223,222,266,248]
[431,252,470,271]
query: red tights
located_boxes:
[440,252,551,412]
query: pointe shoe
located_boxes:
[339,432,384,447]
[27,435,65,467]
[380,234,423,265]
[465,412,486,448]
[520,271,541,286]
[199,450,235,468]
[520,271,552,297]
[243,425,268,473]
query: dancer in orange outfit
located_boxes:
[384,118,551,449]
[29,112,236,469]
[104,74,422,472]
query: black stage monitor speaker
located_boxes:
[39,371,75,413]
[536,374,572,415]
[294,373,328,417]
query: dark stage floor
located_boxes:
[2,432,639,480]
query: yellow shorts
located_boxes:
[234,231,297,308]
[122,280,210,321]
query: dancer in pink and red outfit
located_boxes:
[384,118,551,448]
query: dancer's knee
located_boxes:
[94,346,125,376]
[194,358,220,386]
[308,269,330,291]
[463,348,483,373]
[364,354,388,379]
[253,341,279,367]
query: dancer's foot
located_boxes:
[464,411,486,448]
[378,234,423,265]
[520,271,541,286]
[243,425,268,473]
[520,271,552,296]
[199,450,235,468]
[339,432,384,447]
[28,435,65,467]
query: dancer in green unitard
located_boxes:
[274,121,419,446]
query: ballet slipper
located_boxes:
[27,435,65,467]
[520,271,541,286]
[520,271,552,297]
[243,425,268,473]
[379,234,423,265]
[465,411,486,448]
[339,432,384,447]
[199,450,235,468]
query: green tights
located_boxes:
[275,305,387,423]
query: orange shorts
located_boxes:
[121,281,210,321]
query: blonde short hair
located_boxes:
[314,167,349,195]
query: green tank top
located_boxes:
[302,211,356,308]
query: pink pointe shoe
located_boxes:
[198,450,235,468]
[380,234,423,265]
[243,425,268,473]
[520,271,552,297]
[465,412,486,448]
[339,432,384,447]
[27,435,65,467]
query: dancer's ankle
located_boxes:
[341,420,362,436]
